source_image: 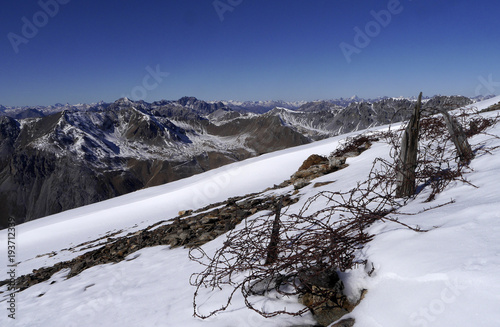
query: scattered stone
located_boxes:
[481,101,500,113]
[313,181,335,188]
[178,231,191,243]
[299,269,355,326]
[198,233,213,243]
[298,154,328,171]
[200,215,219,224]
[277,180,291,188]
[328,156,347,169]
[178,210,192,217]
[125,253,140,261]
[84,284,95,291]
[331,318,355,327]
[294,179,311,190]
[291,164,333,185]
[0,192,299,293]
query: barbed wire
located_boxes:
[189,107,499,319]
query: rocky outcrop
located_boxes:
[482,101,500,113]
[279,134,378,191]
[290,157,337,190]
[298,154,328,171]
[0,116,20,160]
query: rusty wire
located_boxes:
[189,108,499,319]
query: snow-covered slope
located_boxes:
[1,96,500,326]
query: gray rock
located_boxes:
[331,318,355,327]
[294,179,311,190]
[328,156,346,169]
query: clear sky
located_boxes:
[1,0,499,106]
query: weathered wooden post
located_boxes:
[440,109,473,165]
[265,197,282,265]
[396,92,422,198]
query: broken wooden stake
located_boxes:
[396,92,422,198]
[440,109,473,165]
[265,198,282,265]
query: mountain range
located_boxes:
[0,95,479,228]
[2,94,493,118]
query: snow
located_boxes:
[1,96,500,326]
[347,99,500,326]
[23,107,267,166]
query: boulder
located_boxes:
[298,154,328,171]
[299,269,355,326]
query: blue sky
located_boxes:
[1,0,499,106]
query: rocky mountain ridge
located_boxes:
[2,94,490,118]
[0,95,474,228]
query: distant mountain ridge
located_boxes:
[0,94,477,228]
[218,100,307,113]
[2,94,493,118]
